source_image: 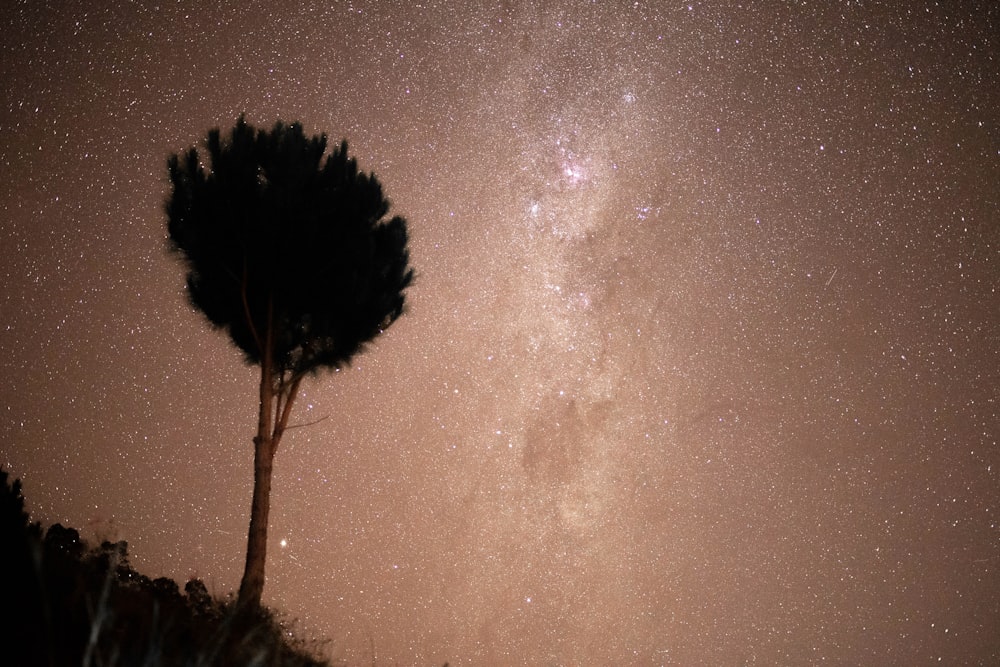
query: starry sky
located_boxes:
[2,1,999,664]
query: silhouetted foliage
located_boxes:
[0,467,40,539]
[44,522,85,559]
[166,116,413,609]
[0,468,45,659]
[0,468,332,666]
[166,115,413,377]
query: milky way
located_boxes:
[2,2,998,664]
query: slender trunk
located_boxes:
[237,429,274,610]
[237,371,301,610]
[238,296,275,610]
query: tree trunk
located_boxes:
[237,432,273,610]
[238,322,276,611]
[236,297,301,611]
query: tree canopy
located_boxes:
[167,116,413,376]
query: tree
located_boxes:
[166,117,414,610]
[0,467,42,635]
[0,467,41,545]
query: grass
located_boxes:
[0,468,334,667]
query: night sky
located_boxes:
[2,1,999,664]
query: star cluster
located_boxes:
[2,1,998,664]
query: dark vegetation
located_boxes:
[0,468,331,667]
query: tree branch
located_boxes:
[284,414,330,431]
[271,374,303,456]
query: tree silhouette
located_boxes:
[166,117,413,610]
